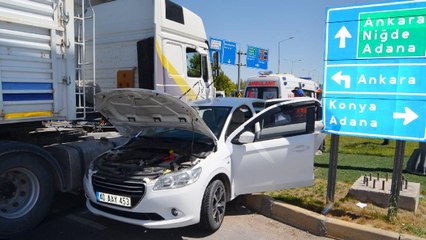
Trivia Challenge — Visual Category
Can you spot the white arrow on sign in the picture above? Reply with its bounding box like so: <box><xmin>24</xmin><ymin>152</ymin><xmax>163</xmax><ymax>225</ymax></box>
<box><xmin>331</xmin><ymin>71</ymin><xmax>351</xmax><ymax>89</ymax></box>
<box><xmin>334</xmin><ymin>26</ymin><xmax>352</xmax><ymax>48</ymax></box>
<box><xmin>393</xmin><ymin>107</ymin><xmax>418</xmax><ymax>125</ymax></box>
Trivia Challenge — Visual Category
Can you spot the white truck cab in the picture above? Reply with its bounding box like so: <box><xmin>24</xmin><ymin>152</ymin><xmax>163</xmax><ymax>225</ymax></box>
<box><xmin>86</xmin><ymin>0</ymin><xmax>213</xmax><ymax>101</ymax></box>
<box><xmin>244</xmin><ymin>72</ymin><xmax>319</xmax><ymax>100</ymax></box>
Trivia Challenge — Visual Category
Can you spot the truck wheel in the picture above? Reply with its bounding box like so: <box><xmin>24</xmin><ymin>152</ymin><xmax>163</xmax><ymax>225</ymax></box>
<box><xmin>0</xmin><ymin>152</ymin><xmax>54</xmax><ymax>238</ymax></box>
<box><xmin>198</xmin><ymin>179</ymin><xmax>226</xmax><ymax>232</ymax></box>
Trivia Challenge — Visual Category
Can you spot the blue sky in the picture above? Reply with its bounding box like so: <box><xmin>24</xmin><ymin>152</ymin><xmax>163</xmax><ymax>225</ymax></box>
<box><xmin>173</xmin><ymin>0</ymin><xmax>408</xmax><ymax>85</ymax></box>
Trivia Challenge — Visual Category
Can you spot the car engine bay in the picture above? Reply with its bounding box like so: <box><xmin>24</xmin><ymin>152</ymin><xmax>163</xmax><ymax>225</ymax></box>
<box><xmin>92</xmin><ymin>137</ymin><xmax>214</xmax><ymax>180</ymax></box>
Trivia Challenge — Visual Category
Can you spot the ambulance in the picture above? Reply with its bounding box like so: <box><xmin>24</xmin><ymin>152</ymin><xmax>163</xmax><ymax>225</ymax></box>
<box><xmin>244</xmin><ymin>72</ymin><xmax>319</xmax><ymax>100</ymax></box>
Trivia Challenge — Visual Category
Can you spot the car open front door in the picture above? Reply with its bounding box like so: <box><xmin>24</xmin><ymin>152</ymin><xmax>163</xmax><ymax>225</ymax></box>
<box><xmin>227</xmin><ymin>101</ymin><xmax>318</xmax><ymax>196</ymax></box>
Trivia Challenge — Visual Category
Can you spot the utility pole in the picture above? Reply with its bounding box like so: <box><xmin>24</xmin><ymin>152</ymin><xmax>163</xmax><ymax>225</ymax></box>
<box><xmin>236</xmin><ymin>49</ymin><xmax>246</xmax><ymax>94</ymax></box>
<box><xmin>277</xmin><ymin>37</ymin><xmax>294</xmax><ymax>73</ymax></box>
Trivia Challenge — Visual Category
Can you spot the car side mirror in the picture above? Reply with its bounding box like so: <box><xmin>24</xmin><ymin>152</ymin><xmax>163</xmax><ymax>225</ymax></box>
<box><xmin>237</xmin><ymin>131</ymin><xmax>255</xmax><ymax>144</ymax></box>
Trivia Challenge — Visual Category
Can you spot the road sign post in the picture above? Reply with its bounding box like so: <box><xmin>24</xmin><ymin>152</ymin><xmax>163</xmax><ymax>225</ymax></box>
<box><xmin>323</xmin><ymin>1</ymin><xmax>426</xmax><ymax>216</ymax></box>
<box><xmin>236</xmin><ymin>50</ymin><xmax>246</xmax><ymax>93</ymax></box>
<box><xmin>322</xmin><ymin>134</ymin><xmax>339</xmax><ymax>215</ymax></box>
<box><xmin>388</xmin><ymin>140</ymin><xmax>406</xmax><ymax>219</ymax></box>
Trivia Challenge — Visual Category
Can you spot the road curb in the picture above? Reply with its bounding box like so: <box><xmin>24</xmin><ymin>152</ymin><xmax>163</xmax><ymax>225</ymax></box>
<box><xmin>243</xmin><ymin>194</ymin><xmax>424</xmax><ymax>240</ymax></box>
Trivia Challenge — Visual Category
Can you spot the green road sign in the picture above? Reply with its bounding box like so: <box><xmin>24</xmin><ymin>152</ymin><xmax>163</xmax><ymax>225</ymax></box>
<box><xmin>358</xmin><ymin>7</ymin><xmax>426</xmax><ymax>58</ymax></box>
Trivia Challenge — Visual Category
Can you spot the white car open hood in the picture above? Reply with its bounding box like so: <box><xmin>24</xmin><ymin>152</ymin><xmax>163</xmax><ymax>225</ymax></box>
<box><xmin>96</xmin><ymin>89</ymin><xmax>217</xmax><ymax>144</ymax></box>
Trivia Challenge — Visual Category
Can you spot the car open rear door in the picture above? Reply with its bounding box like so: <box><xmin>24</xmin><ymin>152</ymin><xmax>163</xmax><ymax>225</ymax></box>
<box><xmin>227</xmin><ymin>100</ymin><xmax>318</xmax><ymax>196</ymax></box>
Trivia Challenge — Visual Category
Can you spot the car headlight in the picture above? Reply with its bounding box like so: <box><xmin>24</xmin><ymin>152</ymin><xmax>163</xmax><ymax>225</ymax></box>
<box><xmin>153</xmin><ymin>167</ymin><xmax>202</xmax><ymax>190</ymax></box>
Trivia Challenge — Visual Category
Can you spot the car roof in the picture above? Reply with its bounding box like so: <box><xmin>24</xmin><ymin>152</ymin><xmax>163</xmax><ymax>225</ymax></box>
<box><xmin>265</xmin><ymin>97</ymin><xmax>319</xmax><ymax>104</ymax></box>
<box><xmin>191</xmin><ymin>97</ymin><xmax>265</xmax><ymax>108</ymax></box>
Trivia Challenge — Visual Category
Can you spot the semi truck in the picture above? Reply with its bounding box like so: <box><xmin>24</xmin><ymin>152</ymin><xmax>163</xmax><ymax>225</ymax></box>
<box><xmin>0</xmin><ymin>0</ymin><xmax>214</xmax><ymax>237</ymax></box>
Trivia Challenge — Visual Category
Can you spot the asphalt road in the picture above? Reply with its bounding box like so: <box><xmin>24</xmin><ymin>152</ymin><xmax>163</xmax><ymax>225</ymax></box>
<box><xmin>11</xmin><ymin>193</ymin><xmax>330</xmax><ymax>240</ymax></box>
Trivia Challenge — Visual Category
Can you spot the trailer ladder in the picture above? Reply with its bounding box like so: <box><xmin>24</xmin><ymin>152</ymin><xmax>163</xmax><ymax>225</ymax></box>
<box><xmin>75</xmin><ymin>0</ymin><xmax>96</xmax><ymax>119</ymax></box>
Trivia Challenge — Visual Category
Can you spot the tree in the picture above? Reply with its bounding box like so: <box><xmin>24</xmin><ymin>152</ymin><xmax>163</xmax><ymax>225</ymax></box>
<box><xmin>239</xmin><ymin>80</ymin><xmax>247</xmax><ymax>92</ymax></box>
<box><xmin>187</xmin><ymin>52</ymin><xmax>201</xmax><ymax>77</ymax></box>
<box><xmin>213</xmin><ymin>70</ymin><xmax>236</xmax><ymax>96</ymax></box>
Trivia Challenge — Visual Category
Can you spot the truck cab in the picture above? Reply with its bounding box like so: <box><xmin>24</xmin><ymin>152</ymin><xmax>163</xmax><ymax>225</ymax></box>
<box><xmin>86</xmin><ymin>0</ymin><xmax>213</xmax><ymax>101</ymax></box>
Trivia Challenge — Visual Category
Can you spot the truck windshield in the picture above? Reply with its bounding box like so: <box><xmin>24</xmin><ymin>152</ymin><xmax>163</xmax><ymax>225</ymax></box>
<box><xmin>245</xmin><ymin>87</ymin><xmax>278</xmax><ymax>99</ymax></box>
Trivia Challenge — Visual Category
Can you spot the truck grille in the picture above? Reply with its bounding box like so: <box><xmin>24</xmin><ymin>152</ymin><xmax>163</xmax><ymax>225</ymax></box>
<box><xmin>92</xmin><ymin>174</ymin><xmax>146</xmax><ymax>208</ymax></box>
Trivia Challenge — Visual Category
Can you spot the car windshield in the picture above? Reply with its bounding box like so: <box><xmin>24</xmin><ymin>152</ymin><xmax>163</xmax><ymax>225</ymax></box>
<box><xmin>193</xmin><ymin>106</ymin><xmax>232</xmax><ymax>139</ymax></box>
<box><xmin>245</xmin><ymin>87</ymin><xmax>279</xmax><ymax>99</ymax></box>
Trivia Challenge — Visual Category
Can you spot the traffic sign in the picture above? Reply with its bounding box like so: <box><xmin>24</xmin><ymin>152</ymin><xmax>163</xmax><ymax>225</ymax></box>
<box><xmin>324</xmin><ymin>97</ymin><xmax>426</xmax><ymax>141</ymax></box>
<box><xmin>210</xmin><ymin>38</ymin><xmax>222</xmax><ymax>51</ymax></box>
<box><xmin>222</xmin><ymin>40</ymin><xmax>237</xmax><ymax>65</ymax></box>
<box><xmin>246</xmin><ymin>45</ymin><xmax>269</xmax><ymax>70</ymax></box>
<box><xmin>209</xmin><ymin>37</ymin><xmax>237</xmax><ymax>65</ymax></box>
<box><xmin>325</xmin><ymin>64</ymin><xmax>426</xmax><ymax>94</ymax></box>
<box><xmin>323</xmin><ymin>1</ymin><xmax>426</xmax><ymax>142</ymax></box>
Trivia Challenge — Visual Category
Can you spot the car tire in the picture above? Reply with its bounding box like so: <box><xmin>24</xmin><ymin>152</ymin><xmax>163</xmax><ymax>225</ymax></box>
<box><xmin>198</xmin><ymin>179</ymin><xmax>226</xmax><ymax>232</ymax></box>
<box><xmin>0</xmin><ymin>148</ymin><xmax>55</xmax><ymax>239</ymax></box>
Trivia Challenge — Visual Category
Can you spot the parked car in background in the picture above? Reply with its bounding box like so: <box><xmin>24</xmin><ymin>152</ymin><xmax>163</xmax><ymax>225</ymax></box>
<box><xmin>215</xmin><ymin>91</ymin><xmax>226</xmax><ymax>98</ymax></box>
<box><xmin>84</xmin><ymin>89</ymin><xmax>324</xmax><ymax>232</ymax></box>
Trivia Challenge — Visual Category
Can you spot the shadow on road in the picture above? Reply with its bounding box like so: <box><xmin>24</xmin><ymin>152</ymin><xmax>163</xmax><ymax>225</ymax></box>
<box><xmin>10</xmin><ymin>193</ymin><xmax>255</xmax><ymax>240</ymax></box>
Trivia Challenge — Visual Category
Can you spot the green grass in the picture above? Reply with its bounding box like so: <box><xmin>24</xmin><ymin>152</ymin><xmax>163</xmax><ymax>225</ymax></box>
<box><xmin>325</xmin><ymin>135</ymin><xmax>419</xmax><ymax>157</ymax></box>
<box><xmin>267</xmin><ymin>135</ymin><xmax>426</xmax><ymax>237</ymax></box>
<box><xmin>317</xmin><ymin>135</ymin><xmax>426</xmax><ymax>194</ymax></box>
<box><xmin>403</xmin><ymin>223</ymin><xmax>426</xmax><ymax>238</ymax></box>
<box><xmin>315</xmin><ymin>153</ymin><xmax>426</xmax><ymax>195</ymax></box>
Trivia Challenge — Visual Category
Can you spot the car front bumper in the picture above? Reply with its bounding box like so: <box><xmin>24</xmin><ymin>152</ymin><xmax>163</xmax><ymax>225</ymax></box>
<box><xmin>83</xmin><ymin>174</ymin><xmax>204</xmax><ymax>229</ymax></box>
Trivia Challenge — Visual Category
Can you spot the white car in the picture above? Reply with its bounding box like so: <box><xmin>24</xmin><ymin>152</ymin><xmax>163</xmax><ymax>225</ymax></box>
<box><xmin>83</xmin><ymin>89</ymin><xmax>324</xmax><ymax>232</ymax></box>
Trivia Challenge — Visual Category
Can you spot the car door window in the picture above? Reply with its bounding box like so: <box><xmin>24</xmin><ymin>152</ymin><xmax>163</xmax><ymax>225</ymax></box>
<box><xmin>259</xmin><ymin>105</ymin><xmax>310</xmax><ymax>140</ymax></box>
<box><xmin>225</xmin><ymin>105</ymin><xmax>253</xmax><ymax>139</ymax></box>
<box><xmin>233</xmin><ymin>103</ymin><xmax>317</xmax><ymax>142</ymax></box>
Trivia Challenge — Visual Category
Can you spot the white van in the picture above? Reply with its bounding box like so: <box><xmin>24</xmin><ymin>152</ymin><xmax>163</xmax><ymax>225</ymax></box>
<box><xmin>244</xmin><ymin>73</ymin><xmax>319</xmax><ymax>100</ymax></box>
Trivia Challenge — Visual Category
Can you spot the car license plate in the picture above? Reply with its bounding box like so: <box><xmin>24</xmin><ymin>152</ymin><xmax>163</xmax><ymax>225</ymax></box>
<box><xmin>96</xmin><ymin>192</ymin><xmax>131</xmax><ymax>207</ymax></box>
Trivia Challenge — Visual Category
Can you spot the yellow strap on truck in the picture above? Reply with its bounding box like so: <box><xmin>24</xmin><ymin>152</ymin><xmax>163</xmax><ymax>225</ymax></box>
<box><xmin>4</xmin><ymin>111</ymin><xmax>53</xmax><ymax>119</ymax></box>
<box><xmin>156</xmin><ymin>41</ymin><xmax>196</xmax><ymax>101</ymax></box>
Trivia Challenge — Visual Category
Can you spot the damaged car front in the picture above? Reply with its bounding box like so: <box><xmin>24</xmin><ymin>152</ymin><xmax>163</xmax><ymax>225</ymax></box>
<box><xmin>83</xmin><ymin>89</ymin><xmax>228</xmax><ymax>230</ymax></box>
